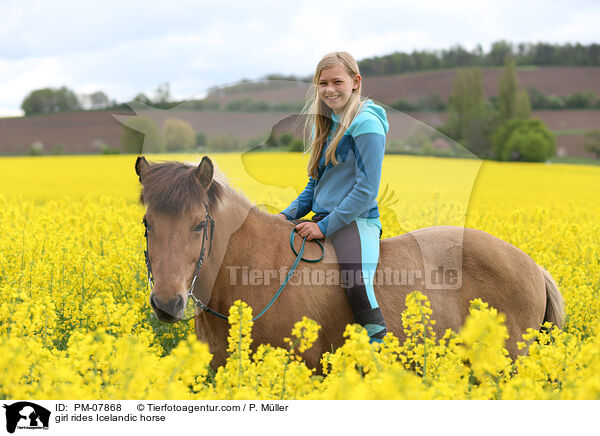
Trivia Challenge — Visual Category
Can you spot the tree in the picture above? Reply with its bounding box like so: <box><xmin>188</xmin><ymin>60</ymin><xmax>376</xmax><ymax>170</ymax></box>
<box><xmin>583</xmin><ymin>130</ymin><xmax>600</xmax><ymax>159</ymax></box>
<box><xmin>162</xmin><ymin>118</ymin><xmax>196</xmax><ymax>152</ymax></box>
<box><xmin>131</xmin><ymin>93</ymin><xmax>153</xmax><ymax>105</ymax></box>
<box><xmin>21</xmin><ymin>86</ymin><xmax>81</xmax><ymax>116</ymax></box>
<box><xmin>497</xmin><ymin>55</ymin><xmax>532</xmax><ymax>123</ymax></box>
<box><xmin>447</xmin><ymin>68</ymin><xmax>484</xmax><ymax>138</ymax></box>
<box><xmin>89</xmin><ymin>91</ymin><xmax>111</xmax><ymax>109</ymax></box>
<box><xmin>120</xmin><ymin>116</ymin><xmax>163</xmax><ymax>153</ymax></box>
<box><xmin>442</xmin><ymin>68</ymin><xmax>498</xmax><ymax>157</ymax></box>
<box><xmin>462</xmin><ymin>101</ymin><xmax>500</xmax><ymax>158</ymax></box>
<box><xmin>153</xmin><ymin>82</ymin><xmax>171</xmax><ymax>104</ymax></box>
<box><xmin>498</xmin><ymin>55</ymin><xmax>519</xmax><ymax>124</ymax></box>
<box><xmin>514</xmin><ymin>88</ymin><xmax>532</xmax><ymax>119</ymax></box>
<box><xmin>489</xmin><ymin>40</ymin><xmax>514</xmax><ymax>65</ymax></box>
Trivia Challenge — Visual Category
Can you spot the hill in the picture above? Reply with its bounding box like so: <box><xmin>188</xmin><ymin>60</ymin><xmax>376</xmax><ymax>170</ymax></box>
<box><xmin>205</xmin><ymin>66</ymin><xmax>600</xmax><ymax>105</ymax></box>
<box><xmin>1</xmin><ymin>66</ymin><xmax>599</xmax><ymax>158</ymax></box>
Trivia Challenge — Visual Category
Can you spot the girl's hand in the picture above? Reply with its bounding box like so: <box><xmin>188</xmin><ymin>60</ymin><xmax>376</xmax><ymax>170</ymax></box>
<box><xmin>295</xmin><ymin>222</ymin><xmax>325</xmax><ymax>240</ymax></box>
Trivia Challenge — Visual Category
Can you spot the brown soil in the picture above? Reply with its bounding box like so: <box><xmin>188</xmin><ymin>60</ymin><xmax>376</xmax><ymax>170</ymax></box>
<box><xmin>208</xmin><ymin>66</ymin><xmax>600</xmax><ymax>105</ymax></box>
<box><xmin>1</xmin><ymin>66</ymin><xmax>598</xmax><ymax>158</ymax></box>
<box><xmin>363</xmin><ymin>66</ymin><xmax>600</xmax><ymax>103</ymax></box>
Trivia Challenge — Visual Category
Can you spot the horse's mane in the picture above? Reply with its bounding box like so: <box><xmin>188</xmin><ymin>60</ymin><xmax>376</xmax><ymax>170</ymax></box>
<box><xmin>140</xmin><ymin>160</ymin><xmax>234</xmax><ymax>214</ymax></box>
<box><xmin>139</xmin><ymin>159</ymin><xmax>295</xmax><ymax>237</ymax></box>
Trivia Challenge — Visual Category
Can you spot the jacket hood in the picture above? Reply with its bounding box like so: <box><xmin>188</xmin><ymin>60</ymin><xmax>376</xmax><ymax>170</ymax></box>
<box><xmin>329</xmin><ymin>99</ymin><xmax>389</xmax><ymax>135</ymax></box>
<box><xmin>362</xmin><ymin>99</ymin><xmax>389</xmax><ymax>134</ymax></box>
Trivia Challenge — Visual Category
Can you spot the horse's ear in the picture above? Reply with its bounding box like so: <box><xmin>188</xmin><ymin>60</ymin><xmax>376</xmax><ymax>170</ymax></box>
<box><xmin>135</xmin><ymin>156</ymin><xmax>149</xmax><ymax>182</ymax></box>
<box><xmin>196</xmin><ymin>156</ymin><xmax>214</xmax><ymax>189</ymax></box>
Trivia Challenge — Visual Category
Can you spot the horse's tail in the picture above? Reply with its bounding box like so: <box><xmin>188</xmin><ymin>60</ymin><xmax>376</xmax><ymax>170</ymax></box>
<box><xmin>539</xmin><ymin>266</ymin><xmax>565</xmax><ymax>328</ymax></box>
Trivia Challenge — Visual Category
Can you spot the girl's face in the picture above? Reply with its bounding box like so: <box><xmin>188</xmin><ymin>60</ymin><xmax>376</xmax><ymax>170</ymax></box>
<box><xmin>318</xmin><ymin>64</ymin><xmax>361</xmax><ymax>116</ymax></box>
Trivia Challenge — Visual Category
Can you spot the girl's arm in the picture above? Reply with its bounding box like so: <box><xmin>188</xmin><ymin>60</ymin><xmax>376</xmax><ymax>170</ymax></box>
<box><xmin>279</xmin><ymin>177</ymin><xmax>316</xmax><ymax>220</ymax></box>
<box><xmin>316</xmin><ymin>117</ymin><xmax>386</xmax><ymax>236</ymax></box>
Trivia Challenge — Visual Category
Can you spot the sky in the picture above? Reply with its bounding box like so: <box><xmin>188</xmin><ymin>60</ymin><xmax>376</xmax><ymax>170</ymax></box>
<box><xmin>1</xmin><ymin>0</ymin><xmax>599</xmax><ymax>117</ymax></box>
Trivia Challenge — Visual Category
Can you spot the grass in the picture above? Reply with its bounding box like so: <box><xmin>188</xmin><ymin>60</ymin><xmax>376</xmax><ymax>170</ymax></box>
<box><xmin>553</xmin><ymin>129</ymin><xmax>592</xmax><ymax>136</ymax></box>
<box><xmin>549</xmin><ymin>156</ymin><xmax>600</xmax><ymax>165</ymax></box>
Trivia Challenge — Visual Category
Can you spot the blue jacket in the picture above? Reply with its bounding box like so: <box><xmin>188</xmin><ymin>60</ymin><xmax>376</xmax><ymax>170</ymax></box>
<box><xmin>280</xmin><ymin>99</ymin><xmax>389</xmax><ymax>237</ymax></box>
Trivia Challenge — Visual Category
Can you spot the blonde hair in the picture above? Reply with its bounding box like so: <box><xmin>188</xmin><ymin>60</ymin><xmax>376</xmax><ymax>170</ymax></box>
<box><xmin>298</xmin><ymin>52</ymin><xmax>367</xmax><ymax>180</ymax></box>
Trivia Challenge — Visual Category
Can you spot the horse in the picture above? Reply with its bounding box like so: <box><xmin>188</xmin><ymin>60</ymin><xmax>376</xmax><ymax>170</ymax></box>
<box><xmin>135</xmin><ymin>155</ymin><xmax>564</xmax><ymax>371</ymax></box>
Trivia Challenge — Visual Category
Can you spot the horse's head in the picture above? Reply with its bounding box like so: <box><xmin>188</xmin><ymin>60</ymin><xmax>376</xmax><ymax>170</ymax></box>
<box><xmin>135</xmin><ymin>155</ymin><xmax>223</xmax><ymax>323</ymax></box>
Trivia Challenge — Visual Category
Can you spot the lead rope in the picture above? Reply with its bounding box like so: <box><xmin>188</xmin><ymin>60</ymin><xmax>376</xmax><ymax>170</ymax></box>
<box><xmin>185</xmin><ymin>228</ymin><xmax>324</xmax><ymax>322</ymax></box>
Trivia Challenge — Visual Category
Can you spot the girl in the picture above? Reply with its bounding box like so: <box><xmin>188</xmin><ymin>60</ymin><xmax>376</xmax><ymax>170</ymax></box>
<box><xmin>276</xmin><ymin>51</ymin><xmax>389</xmax><ymax>343</ymax></box>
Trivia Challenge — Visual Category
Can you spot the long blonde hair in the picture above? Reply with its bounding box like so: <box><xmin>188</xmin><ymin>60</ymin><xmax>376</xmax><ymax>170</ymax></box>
<box><xmin>298</xmin><ymin>52</ymin><xmax>367</xmax><ymax>180</ymax></box>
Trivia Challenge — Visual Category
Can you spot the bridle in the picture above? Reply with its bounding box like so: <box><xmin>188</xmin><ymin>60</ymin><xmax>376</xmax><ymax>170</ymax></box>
<box><xmin>144</xmin><ymin>201</ymin><xmax>220</xmax><ymax>317</ymax></box>
<box><xmin>143</xmin><ymin>205</ymin><xmax>324</xmax><ymax>322</ymax></box>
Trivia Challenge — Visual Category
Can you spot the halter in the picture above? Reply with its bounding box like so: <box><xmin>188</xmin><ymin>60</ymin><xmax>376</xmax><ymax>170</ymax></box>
<box><xmin>143</xmin><ymin>206</ymin><xmax>324</xmax><ymax>322</ymax></box>
<box><xmin>144</xmin><ymin>201</ymin><xmax>216</xmax><ymax>313</ymax></box>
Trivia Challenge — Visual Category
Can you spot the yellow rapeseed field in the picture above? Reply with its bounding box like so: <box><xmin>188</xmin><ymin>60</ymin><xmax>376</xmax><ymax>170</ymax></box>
<box><xmin>0</xmin><ymin>153</ymin><xmax>599</xmax><ymax>399</ymax></box>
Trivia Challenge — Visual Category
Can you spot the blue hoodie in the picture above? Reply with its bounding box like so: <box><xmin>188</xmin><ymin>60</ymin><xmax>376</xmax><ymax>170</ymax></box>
<box><xmin>280</xmin><ymin>99</ymin><xmax>389</xmax><ymax>237</ymax></box>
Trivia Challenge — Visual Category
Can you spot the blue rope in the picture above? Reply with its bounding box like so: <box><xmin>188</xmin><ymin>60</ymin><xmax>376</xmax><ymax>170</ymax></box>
<box><xmin>195</xmin><ymin>228</ymin><xmax>324</xmax><ymax>321</ymax></box>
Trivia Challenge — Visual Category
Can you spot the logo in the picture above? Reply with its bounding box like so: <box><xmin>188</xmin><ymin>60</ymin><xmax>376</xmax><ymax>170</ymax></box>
<box><xmin>2</xmin><ymin>402</ymin><xmax>50</xmax><ymax>434</ymax></box>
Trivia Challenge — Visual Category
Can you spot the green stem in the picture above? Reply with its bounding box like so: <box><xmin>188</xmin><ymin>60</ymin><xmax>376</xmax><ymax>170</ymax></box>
<box><xmin>237</xmin><ymin>304</ymin><xmax>243</xmax><ymax>390</ymax></box>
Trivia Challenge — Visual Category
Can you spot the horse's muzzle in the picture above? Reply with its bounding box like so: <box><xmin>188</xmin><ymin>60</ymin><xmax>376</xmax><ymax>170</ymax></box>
<box><xmin>150</xmin><ymin>293</ymin><xmax>185</xmax><ymax>323</ymax></box>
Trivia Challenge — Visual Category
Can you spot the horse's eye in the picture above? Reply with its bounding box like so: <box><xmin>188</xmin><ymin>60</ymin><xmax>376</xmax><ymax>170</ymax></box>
<box><xmin>142</xmin><ymin>218</ymin><xmax>151</xmax><ymax>231</ymax></box>
<box><xmin>194</xmin><ymin>223</ymin><xmax>205</xmax><ymax>232</ymax></box>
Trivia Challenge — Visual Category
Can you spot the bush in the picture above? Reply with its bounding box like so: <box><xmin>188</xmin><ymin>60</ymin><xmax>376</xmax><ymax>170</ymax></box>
<box><xmin>120</xmin><ymin>117</ymin><xmax>163</xmax><ymax>153</ymax></box>
<box><xmin>206</xmin><ymin>133</ymin><xmax>242</xmax><ymax>152</ymax></box>
<box><xmin>418</xmin><ymin>94</ymin><xmax>446</xmax><ymax>111</ymax></box>
<box><xmin>527</xmin><ymin>87</ymin><xmax>598</xmax><ymax>110</ymax></box>
<box><xmin>390</xmin><ymin>99</ymin><xmax>418</xmax><ymax>111</ymax></box>
<box><xmin>271</xmin><ymin>101</ymin><xmax>305</xmax><ymax>112</ymax></box>
<box><xmin>279</xmin><ymin>133</ymin><xmax>293</xmax><ymax>146</ymax></box>
<box><xmin>493</xmin><ymin>118</ymin><xmax>520</xmax><ymax>158</ymax></box>
<box><xmin>226</xmin><ymin>97</ymin><xmax>269</xmax><ymax>112</ymax></box>
<box><xmin>52</xmin><ymin>144</ymin><xmax>64</xmax><ymax>155</ymax></box>
<box><xmin>163</xmin><ymin>118</ymin><xmax>196</xmax><ymax>152</ymax></box>
<box><xmin>545</xmin><ymin>95</ymin><xmax>565</xmax><ymax>110</ymax></box>
<box><xmin>564</xmin><ymin>91</ymin><xmax>596</xmax><ymax>109</ymax></box>
<box><xmin>244</xmin><ymin>137</ymin><xmax>264</xmax><ymax>149</ymax></box>
<box><xmin>191</xmin><ymin>99</ymin><xmax>220</xmax><ymax>110</ymax></box>
<box><xmin>583</xmin><ymin>130</ymin><xmax>600</xmax><ymax>159</ymax></box>
<box><xmin>196</xmin><ymin>132</ymin><xmax>207</xmax><ymax>146</ymax></box>
<box><xmin>100</xmin><ymin>146</ymin><xmax>121</xmax><ymax>154</ymax></box>
<box><xmin>288</xmin><ymin>138</ymin><xmax>304</xmax><ymax>152</ymax></box>
<box><xmin>502</xmin><ymin>130</ymin><xmax>550</xmax><ymax>161</ymax></box>
<box><xmin>28</xmin><ymin>141</ymin><xmax>44</xmax><ymax>156</ymax></box>
<box><xmin>494</xmin><ymin>118</ymin><xmax>555</xmax><ymax>162</ymax></box>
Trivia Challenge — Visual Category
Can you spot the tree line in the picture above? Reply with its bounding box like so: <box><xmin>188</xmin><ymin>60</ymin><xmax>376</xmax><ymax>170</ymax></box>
<box><xmin>21</xmin><ymin>85</ymin><xmax>600</xmax><ymax>117</ymax></box>
<box><xmin>19</xmin><ymin>83</ymin><xmax>306</xmax><ymax>116</ymax></box>
<box><xmin>358</xmin><ymin>41</ymin><xmax>600</xmax><ymax>76</ymax></box>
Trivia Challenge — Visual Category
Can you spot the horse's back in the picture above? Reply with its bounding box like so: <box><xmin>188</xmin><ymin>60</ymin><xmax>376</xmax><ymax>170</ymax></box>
<box><xmin>376</xmin><ymin>226</ymin><xmax>468</xmax><ymax>337</ymax></box>
<box><xmin>375</xmin><ymin>225</ymin><xmax>548</xmax><ymax>357</ymax></box>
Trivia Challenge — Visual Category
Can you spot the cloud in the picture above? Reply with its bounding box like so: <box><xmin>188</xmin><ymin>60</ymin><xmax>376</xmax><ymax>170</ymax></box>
<box><xmin>0</xmin><ymin>56</ymin><xmax>69</xmax><ymax>115</ymax></box>
<box><xmin>1</xmin><ymin>0</ymin><xmax>598</xmax><ymax>116</ymax></box>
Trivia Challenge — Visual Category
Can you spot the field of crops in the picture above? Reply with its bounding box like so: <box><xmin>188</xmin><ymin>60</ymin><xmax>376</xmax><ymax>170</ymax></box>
<box><xmin>0</xmin><ymin>153</ymin><xmax>599</xmax><ymax>399</ymax></box>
